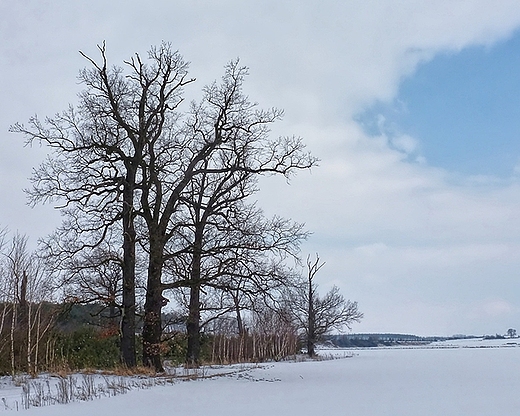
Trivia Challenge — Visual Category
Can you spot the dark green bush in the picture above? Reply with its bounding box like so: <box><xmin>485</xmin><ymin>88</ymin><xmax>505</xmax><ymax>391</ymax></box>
<box><xmin>55</xmin><ymin>327</ymin><xmax>120</xmax><ymax>370</ymax></box>
<box><xmin>162</xmin><ymin>332</ymin><xmax>188</xmax><ymax>364</ymax></box>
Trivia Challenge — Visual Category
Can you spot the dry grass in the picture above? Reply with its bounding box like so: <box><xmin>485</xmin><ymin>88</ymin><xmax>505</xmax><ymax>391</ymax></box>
<box><xmin>105</xmin><ymin>365</ymin><xmax>158</xmax><ymax>377</ymax></box>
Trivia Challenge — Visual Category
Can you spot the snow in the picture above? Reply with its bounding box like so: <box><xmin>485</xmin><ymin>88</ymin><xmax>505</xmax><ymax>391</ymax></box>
<box><xmin>2</xmin><ymin>338</ymin><xmax>519</xmax><ymax>415</ymax></box>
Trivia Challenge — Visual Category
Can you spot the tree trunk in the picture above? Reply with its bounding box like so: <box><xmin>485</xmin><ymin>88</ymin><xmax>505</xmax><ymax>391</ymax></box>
<box><xmin>307</xmin><ymin>281</ymin><xmax>316</xmax><ymax>357</ymax></box>
<box><xmin>0</xmin><ymin>303</ymin><xmax>8</xmax><ymax>346</ymax></box>
<box><xmin>233</xmin><ymin>293</ymin><xmax>245</xmax><ymax>336</ymax></box>
<box><xmin>142</xmin><ymin>234</ymin><xmax>165</xmax><ymax>372</ymax></box>
<box><xmin>186</xmin><ymin>284</ymin><xmax>201</xmax><ymax>366</ymax></box>
<box><xmin>120</xmin><ymin>179</ymin><xmax>137</xmax><ymax>368</ymax></box>
<box><xmin>186</xmin><ymin>232</ymin><xmax>202</xmax><ymax>366</ymax></box>
<box><xmin>34</xmin><ymin>306</ymin><xmax>41</xmax><ymax>374</ymax></box>
<box><xmin>26</xmin><ymin>301</ymin><xmax>32</xmax><ymax>375</ymax></box>
<box><xmin>10</xmin><ymin>302</ymin><xmax>17</xmax><ymax>376</ymax></box>
<box><xmin>19</xmin><ymin>271</ymin><xmax>28</xmax><ymax>328</ymax></box>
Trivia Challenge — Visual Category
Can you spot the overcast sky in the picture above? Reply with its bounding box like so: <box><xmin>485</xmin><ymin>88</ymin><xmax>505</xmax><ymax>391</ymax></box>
<box><xmin>2</xmin><ymin>0</ymin><xmax>520</xmax><ymax>336</ymax></box>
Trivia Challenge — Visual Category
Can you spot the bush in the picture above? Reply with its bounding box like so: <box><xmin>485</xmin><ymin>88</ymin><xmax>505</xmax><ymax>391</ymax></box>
<box><xmin>162</xmin><ymin>332</ymin><xmax>188</xmax><ymax>365</ymax></box>
<box><xmin>55</xmin><ymin>327</ymin><xmax>120</xmax><ymax>370</ymax></box>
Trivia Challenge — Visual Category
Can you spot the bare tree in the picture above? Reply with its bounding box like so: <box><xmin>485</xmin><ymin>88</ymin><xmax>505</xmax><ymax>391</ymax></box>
<box><xmin>12</xmin><ymin>42</ymin><xmax>193</xmax><ymax>367</ymax></box>
<box><xmin>288</xmin><ymin>254</ymin><xmax>363</xmax><ymax>357</ymax></box>
<box><xmin>165</xmin><ymin>202</ymin><xmax>307</xmax><ymax>365</ymax></box>
<box><xmin>0</xmin><ymin>233</ymin><xmax>57</xmax><ymax>375</ymax></box>
<box><xmin>14</xmin><ymin>44</ymin><xmax>315</xmax><ymax>371</ymax></box>
<box><xmin>40</xmin><ymin>223</ymin><xmax>124</xmax><ymax>310</ymax></box>
<box><xmin>140</xmin><ymin>60</ymin><xmax>315</xmax><ymax>369</ymax></box>
<box><xmin>20</xmin><ymin>247</ymin><xmax>56</xmax><ymax>375</ymax></box>
<box><xmin>201</xmin><ymin>293</ymin><xmax>299</xmax><ymax>364</ymax></box>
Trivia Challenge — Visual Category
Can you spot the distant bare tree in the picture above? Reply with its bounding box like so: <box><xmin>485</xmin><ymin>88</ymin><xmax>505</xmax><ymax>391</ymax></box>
<box><xmin>288</xmin><ymin>254</ymin><xmax>363</xmax><ymax>357</ymax></box>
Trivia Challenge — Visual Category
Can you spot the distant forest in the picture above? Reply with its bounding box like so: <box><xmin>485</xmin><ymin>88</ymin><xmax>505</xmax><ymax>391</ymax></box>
<box><xmin>327</xmin><ymin>333</ymin><xmax>475</xmax><ymax>348</ymax></box>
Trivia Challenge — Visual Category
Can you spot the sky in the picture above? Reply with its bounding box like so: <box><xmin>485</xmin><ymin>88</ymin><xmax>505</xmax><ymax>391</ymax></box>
<box><xmin>1</xmin><ymin>0</ymin><xmax>520</xmax><ymax>336</ymax></box>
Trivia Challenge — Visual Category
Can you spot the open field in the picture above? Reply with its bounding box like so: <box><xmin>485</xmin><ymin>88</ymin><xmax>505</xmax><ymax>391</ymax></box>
<box><xmin>1</xmin><ymin>338</ymin><xmax>519</xmax><ymax>415</ymax></box>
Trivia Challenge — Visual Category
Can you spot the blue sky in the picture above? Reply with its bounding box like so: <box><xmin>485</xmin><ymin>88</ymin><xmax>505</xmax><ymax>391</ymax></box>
<box><xmin>358</xmin><ymin>29</ymin><xmax>520</xmax><ymax>178</ymax></box>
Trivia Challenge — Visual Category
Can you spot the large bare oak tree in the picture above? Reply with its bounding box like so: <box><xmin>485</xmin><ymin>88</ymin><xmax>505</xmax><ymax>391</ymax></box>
<box><xmin>14</xmin><ymin>44</ymin><xmax>316</xmax><ymax>371</ymax></box>
<box><xmin>12</xmin><ymin>42</ymin><xmax>193</xmax><ymax>367</ymax></box>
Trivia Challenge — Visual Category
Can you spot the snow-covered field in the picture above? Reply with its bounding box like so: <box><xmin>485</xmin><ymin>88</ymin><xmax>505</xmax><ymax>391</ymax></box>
<box><xmin>2</xmin><ymin>338</ymin><xmax>519</xmax><ymax>415</ymax></box>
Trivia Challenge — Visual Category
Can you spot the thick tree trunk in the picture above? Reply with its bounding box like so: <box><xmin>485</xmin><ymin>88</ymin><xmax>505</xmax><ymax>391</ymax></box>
<box><xmin>233</xmin><ymin>293</ymin><xmax>244</xmax><ymax>336</ymax></box>
<box><xmin>121</xmin><ymin>180</ymin><xmax>136</xmax><ymax>368</ymax></box>
<box><xmin>186</xmin><ymin>284</ymin><xmax>201</xmax><ymax>366</ymax></box>
<box><xmin>142</xmin><ymin>235</ymin><xmax>165</xmax><ymax>372</ymax></box>
<box><xmin>186</xmin><ymin>231</ymin><xmax>202</xmax><ymax>366</ymax></box>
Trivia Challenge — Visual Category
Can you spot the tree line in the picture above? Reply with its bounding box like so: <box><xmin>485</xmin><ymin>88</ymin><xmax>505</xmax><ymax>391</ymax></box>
<box><xmin>8</xmin><ymin>42</ymin><xmax>362</xmax><ymax>372</ymax></box>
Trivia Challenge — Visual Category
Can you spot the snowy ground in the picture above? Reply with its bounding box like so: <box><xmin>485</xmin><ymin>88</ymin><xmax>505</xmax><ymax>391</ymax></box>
<box><xmin>1</xmin><ymin>338</ymin><xmax>519</xmax><ymax>415</ymax></box>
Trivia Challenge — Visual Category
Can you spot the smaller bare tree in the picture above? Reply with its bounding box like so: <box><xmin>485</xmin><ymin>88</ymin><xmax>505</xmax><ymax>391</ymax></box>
<box><xmin>288</xmin><ymin>254</ymin><xmax>363</xmax><ymax>357</ymax></box>
<box><xmin>0</xmin><ymin>233</ymin><xmax>58</xmax><ymax>375</ymax></box>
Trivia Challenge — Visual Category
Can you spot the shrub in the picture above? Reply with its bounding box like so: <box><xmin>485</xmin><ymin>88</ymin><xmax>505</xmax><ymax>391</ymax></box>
<box><xmin>55</xmin><ymin>327</ymin><xmax>120</xmax><ymax>370</ymax></box>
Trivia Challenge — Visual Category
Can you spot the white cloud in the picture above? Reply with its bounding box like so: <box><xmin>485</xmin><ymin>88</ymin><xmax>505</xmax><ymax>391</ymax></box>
<box><xmin>390</xmin><ymin>134</ymin><xmax>420</xmax><ymax>156</ymax></box>
<box><xmin>480</xmin><ymin>299</ymin><xmax>516</xmax><ymax>318</ymax></box>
